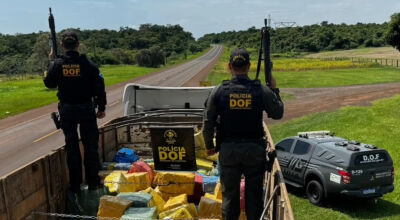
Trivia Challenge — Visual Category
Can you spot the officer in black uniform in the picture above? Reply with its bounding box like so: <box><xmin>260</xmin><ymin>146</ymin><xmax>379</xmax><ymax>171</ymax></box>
<box><xmin>44</xmin><ymin>32</ymin><xmax>107</xmax><ymax>193</ymax></box>
<box><xmin>203</xmin><ymin>48</ymin><xmax>283</xmax><ymax>220</ymax></box>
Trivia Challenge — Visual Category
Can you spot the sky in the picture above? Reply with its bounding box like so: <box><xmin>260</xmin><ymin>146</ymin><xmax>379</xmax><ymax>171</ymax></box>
<box><xmin>0</xmin><ymin>0</ymin><xmax>399</xmax><ymax>39</ymax></box>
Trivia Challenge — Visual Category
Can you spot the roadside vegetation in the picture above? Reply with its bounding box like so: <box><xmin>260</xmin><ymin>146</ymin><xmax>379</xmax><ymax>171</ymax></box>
<box><xmin>207</xmin><ymin>47</ymin><xmax>400</xmax><ymax>88</ymax></box>
<box><xmin>269</xmin><ymin>95</ymin><xmax>400</xmax><ymax>220</ymax></box>
<box><xmin>0</xmin><ymin>49</ymin><xmax>209</xmax><ymax>119</ymax></box>
<box><xmin>0</xmin><ymin>24</ymin><xmax>208</xmax><ymax>78</ymax></box>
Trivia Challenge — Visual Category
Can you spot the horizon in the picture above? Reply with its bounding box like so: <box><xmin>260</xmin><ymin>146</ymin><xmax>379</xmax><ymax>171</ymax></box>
<box><xmin>0</xmin><ymin>0</ymin><xmax>398</xmax><ymax>38</ymax></box>
<box><xmin>0</xmin><ymin>19</ymin><xmax>391</xmax><ymax>38</ymax></box>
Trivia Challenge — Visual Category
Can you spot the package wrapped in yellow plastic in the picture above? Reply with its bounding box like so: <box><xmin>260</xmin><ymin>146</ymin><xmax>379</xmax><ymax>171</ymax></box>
<box><xmin>196</xmin><ymin>158</ymin><xmax>214</xmax><ymax>171</ymax></box>
<box><xmin>123</xmin><ymin>172</ymin><xmax>150</xmax><ymax>192</ymax></box>
<box><xmin>97</xmin><ymin>195</ymin><xmax>133</xmax><ymax>218</ymax></box>
<box><xmin>104</xmin><ymin>171</ymin><xmax>150</xmax><ymax>193</ymax></box>
<box><xmin>207</xmin><ymin>152</ymin><xmax>219</xmax><ymax>162</ymax></box>
<box><xmin>104</xmin><ymin>171</ymin><xmax>127</xmax><ymax>193</ymax></box>
<box><xmin>194</xmin><ymin>131</ymin><xmax>208</xmax><ymax>159</ymax></box>
<box><xmin>159</xmin><ymin>203</ymin><xmax>198</xmax><ymax>219</ymax></box>
<box><xmin>141</xmin><ymin>187</ymin><xmax>165</xmax><ymax>214</ymax></box>
<box><xmin>198</xmin><ymin>195</ymin><xmax>222</xmax><ymax>219</ymax></box>
<box><xmin>154</xmin><ymin>186</ymin><xmax>181</xmax><ymax>201</ymax></box>
<box><xmin>153</xmin><ymin>172</ymin><xmax>195</xmax><ymax>195</ymax></box>
<box><xmin>214</xmin><ymin>181</ymin><xmax>222</xmax><ymax>200</ymax></box>
<box><xmin>163</xmin><ymin>194</ymin><xmax>188</xmax><ymax>211</ymax></box>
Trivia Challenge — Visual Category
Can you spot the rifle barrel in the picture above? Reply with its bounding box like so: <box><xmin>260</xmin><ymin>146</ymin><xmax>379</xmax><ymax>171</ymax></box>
<box><xmin>49</xmin><ymin>8</ymin><xmax>58</xmax><ymax>58</ymax></box>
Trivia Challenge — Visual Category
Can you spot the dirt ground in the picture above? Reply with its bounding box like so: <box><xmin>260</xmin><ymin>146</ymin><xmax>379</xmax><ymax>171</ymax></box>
<box><xmin>265</xmin><ymin>82</ymin><xmax>400</xmax><ymax>125</ymax></box>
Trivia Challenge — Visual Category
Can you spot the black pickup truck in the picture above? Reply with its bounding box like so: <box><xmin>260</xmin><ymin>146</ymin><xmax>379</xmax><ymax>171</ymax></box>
<box><xmin>275</xmin><ymin>131</ymin><xmax>394</xmax><ymax>205</ymax></box>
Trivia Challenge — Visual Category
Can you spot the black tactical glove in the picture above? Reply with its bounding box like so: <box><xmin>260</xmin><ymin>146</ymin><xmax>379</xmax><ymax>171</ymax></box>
<box><xmin>266</xmin><ymin>149</ymin><xmax>277</xmax><ymax>172</ymax></box>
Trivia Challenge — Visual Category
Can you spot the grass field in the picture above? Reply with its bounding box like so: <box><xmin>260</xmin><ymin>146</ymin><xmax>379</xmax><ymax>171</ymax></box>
<box><xmin>0</xmin><ymin>49</ymin><xmax>209</xmax><ymax>119</ymax></box>
<box><xmin>207</xmin><ymin>47</ymin><xmax>400</xmax><ymax>88</ymax></box>
<box><xmin>269</xmin><ymin>95</ymin><xmax>400</xmax><ymax>220</ymax></box>
<box><xmin>306</xmin><ymin>47</ymin><xmax>400</xmax><ymax>59</ymax></box>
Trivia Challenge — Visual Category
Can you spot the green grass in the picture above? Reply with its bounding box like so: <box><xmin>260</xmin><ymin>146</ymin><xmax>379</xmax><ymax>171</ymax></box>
<box><xmin>269</xmin><ymin>95</ymin><xmax>400</xmax><ymax>220</ymax></box>
<box><xmin>274</xmin><ymin>67</ymin><xmax>400</xmax><ymax>88</ymax></box>
<box><xmin>0</xmin><ymin>49</ymin><xmax>210</xmax><ymax>119</ymax></box>
<box><xmin>207</xmin><ymin>47</ymin><xmax>400</xmax><ymax>88</ymax></box>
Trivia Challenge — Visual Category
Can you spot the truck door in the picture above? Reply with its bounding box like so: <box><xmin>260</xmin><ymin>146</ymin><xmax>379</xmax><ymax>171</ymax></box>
<box><xmin>287</xmin><ymin>140</ymin><xmax>312</xmax><ymax>184</ymax></box>
<box><xmin>276</xmin><ymin>138</ymin><xmax>295</xmax><ymax>178</ymax></box>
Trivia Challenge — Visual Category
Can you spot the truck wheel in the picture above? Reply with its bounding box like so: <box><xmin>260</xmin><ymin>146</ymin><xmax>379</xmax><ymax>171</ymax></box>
<box><xmin>306</xmin><ymin>180</ymin><xmax>325</xmax><ymax>206</ymax></box>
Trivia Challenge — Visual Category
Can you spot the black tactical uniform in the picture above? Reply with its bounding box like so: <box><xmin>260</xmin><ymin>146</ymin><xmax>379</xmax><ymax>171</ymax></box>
<box><xmin>44</xmin><ymin>32</ymin><xmax>107</xmax><ymax>193</ymax></box>
<box><xmin>203</xmin><ymin>48</ymin><xmax>283</xmax><ymax>220</ymax></box>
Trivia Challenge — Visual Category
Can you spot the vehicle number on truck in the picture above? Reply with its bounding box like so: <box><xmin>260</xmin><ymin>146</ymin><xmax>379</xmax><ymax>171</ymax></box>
<box><xmin>360</xmin><ymin>154</ymin><xmax>384</xmax><ymax>164</ymax></box>
<box><xmin>363</xmin><ymin>188</ymin><xmax>375</xmax><ymax>194</ymax></box>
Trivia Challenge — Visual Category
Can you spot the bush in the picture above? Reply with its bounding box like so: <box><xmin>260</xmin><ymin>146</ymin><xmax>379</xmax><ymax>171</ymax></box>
<box><xmin>0</xmin><ymin>55</ymin><xmax>26</xmax><ymax>75</ymax></box>
<box><xmin>136</xmin><ymin>46</ymin><xmax>165</xmax><ymax>67</ymax></box>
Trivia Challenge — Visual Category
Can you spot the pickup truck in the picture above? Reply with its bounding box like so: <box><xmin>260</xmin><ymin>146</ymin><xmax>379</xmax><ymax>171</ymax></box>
<box><xmin>275</xmin><ymin>131</ymin><xmax>394</xmax><ymax>205</ymax></box>
<box><xmin>0</xmin><ymin>84</ymin><xmax>294</xmax><ymax>220</ymax></box>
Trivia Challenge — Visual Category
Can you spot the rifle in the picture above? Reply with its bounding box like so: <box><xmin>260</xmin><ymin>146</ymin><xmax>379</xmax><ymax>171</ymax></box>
<box><xmin>48</xmin><ymin>8</ymin><xmax>61</xmax><ymax>129</ymax></box>
<box><xmin>255</xmin><ymin>18</ymin><xmax>272</xmax><ymax>87</ymax></box>
<box><xmin>48</xmin><ymin>8</ymin><xmax>58</xmax><ymax>59</ymax></box>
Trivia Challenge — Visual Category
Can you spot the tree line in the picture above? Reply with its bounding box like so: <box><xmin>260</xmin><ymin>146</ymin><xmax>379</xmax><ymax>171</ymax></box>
<box><xmin>198</xmin><ymin>21</ymin><xmax>397</xmax><ymax>54</ymax></box>
<box><xmin>0</xmin><ymin>24</ymin><xmax>208</xmax><ymax>76</ymax></box>
<box><xmin>1</xmin><ymin>16</ymin><xmax>400</xmax><ymax>76</ymax></box>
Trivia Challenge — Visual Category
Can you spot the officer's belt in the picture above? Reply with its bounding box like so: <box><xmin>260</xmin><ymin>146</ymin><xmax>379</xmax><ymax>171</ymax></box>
<box><xmin>222</xmin><ymin>137</ymin><xmax>265</xmax><ymax>143</ymax></box>
<box><xmin>60</xmin><ymin>100</ymin><xmax>94</xmax><ymax>105</ymax></box>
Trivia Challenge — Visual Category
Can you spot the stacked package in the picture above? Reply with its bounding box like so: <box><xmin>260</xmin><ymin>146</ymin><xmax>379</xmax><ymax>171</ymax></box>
<box><xmin>121</xmin><ymin>207</ymin><xmax>157</xmax><ymax>220</ymax></box>
<box><xmin>97</xmin><ymin>195</ymin><xmax>133</xmax><ymax>218</ymax></box>
<box><xmin>104</xmin><ymin>171</ymin><xmax>150</xmax><ymax>193</ymax></box>
<box><xmin>97</xmin><ymin>129</ymin><xmax>232</xmax><ymax>219</ymax></box>
<box><xmin>153</xmin><ymin>172</ymin><xmax>195</xmax><ymax>195</ymax></box>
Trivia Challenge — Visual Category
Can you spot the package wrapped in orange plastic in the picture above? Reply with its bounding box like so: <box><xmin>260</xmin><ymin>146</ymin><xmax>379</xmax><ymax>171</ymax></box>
<box><xmin>97</xmin><ymin>195</ymin><xmax>133</xmax><ymax>218</ymax></box>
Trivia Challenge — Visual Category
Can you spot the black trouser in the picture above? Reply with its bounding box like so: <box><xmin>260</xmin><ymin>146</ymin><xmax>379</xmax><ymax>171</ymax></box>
<box><xmin>219</xmin><ymin>139</ymin><xmax>267</xmax><ymax>220</ymax></box>
<box><xmin>59</xmin><ymin>103</ymin><xmax>101</xmax><ymax>193</ymax></box>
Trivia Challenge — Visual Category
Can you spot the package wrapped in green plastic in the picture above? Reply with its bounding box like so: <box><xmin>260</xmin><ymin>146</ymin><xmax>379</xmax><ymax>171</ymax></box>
<box><xmin>97</xmin><ymin>195</ymin><xmax>133</xmax><ymax>218</ymax></box>
<box><xmin>121</xmin><ymin>207</ymin><xmax>157</xmax><ymax>220</ymax></box>
<box><xmin>198</xmin><ymin>196</ymin><xmax>222</xmax><ymax>219</ymax></box>
<box><xmin>117</xmin><ymin>192</ymin><xmax>154</xmax><ymax>207</ymax></box>
<box><xmin>159</xmin><ymin>203</ymin><xmax>198</xmax><ymax>219</ymax></box>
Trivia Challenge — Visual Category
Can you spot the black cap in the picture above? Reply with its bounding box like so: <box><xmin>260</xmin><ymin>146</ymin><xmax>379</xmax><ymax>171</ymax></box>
<box><xmin>229</xmin><ymin>48</ymin><xmax>250</xmax><ymax>67</ymax></box>
<box><xmin>61</xmin><ymin>31</ymin><xmax>79</xmax><ymax>47</ymax></box>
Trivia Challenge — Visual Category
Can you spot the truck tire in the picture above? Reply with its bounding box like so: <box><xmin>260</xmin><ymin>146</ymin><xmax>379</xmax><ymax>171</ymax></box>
<box><xmin>306</xmin><ymin>180</ymin><xmax>325</xmax><ymax>206</ymax></box>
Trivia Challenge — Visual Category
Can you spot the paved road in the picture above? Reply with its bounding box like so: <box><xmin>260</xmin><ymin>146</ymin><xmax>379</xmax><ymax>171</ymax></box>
<box><xmin>0</xmin><ymin>45</ymin><xmax>223</xmax><ymax>177</ymax></box>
